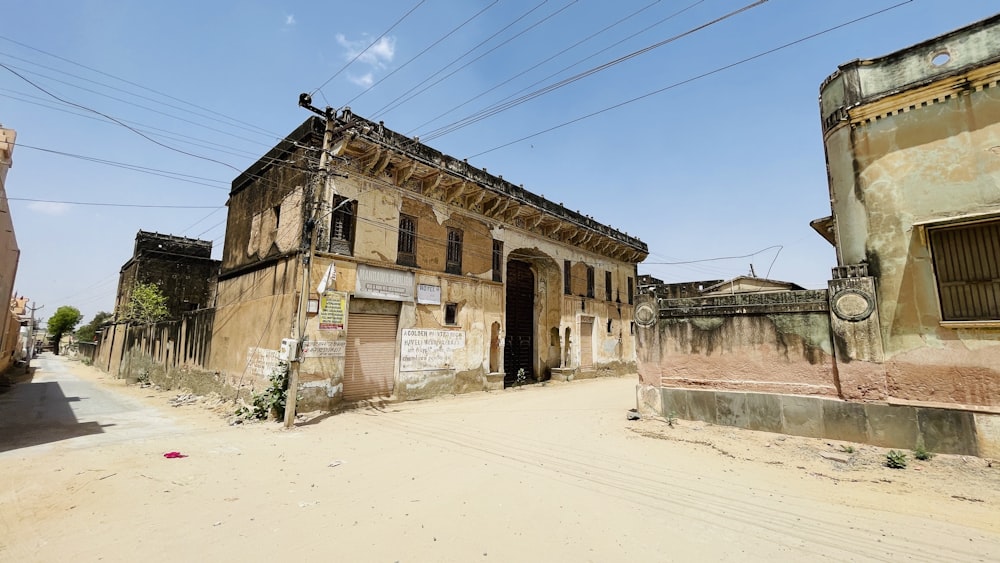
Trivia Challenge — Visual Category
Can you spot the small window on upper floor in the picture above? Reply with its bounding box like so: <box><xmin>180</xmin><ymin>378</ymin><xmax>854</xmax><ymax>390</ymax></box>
<box><xmin>492</xmin><ymin>240</ymin><xmax>503</xmax><ymax>283</ymax></box>
<box><xmin>564</xmin><ymin>260</ymin><xmax>572</xmax><ymax>295</ymax></box>
<box><xmin>445</xmin><ymin>303</ymin><xmax>458</xmax><ymax>325</ymax></box>
<box><xmin>586</xmin><ymin>266</ymin><xmax>595</xmax><ymax>298</ymax></box>
<box><xmin>329</xmin><ymin>196</ymin><xmax>356</xmax><ymax>256</ymax></box>
<box><xmin>627</xmin><ymin>277</ymin><xmax>634</xmax><ymax>305</ymax></box>
<box><xmin>397</xmin><ymin>214</ymin><xmax>417</xmax><ymax>267</ymax></box>
<box><xmin>446</xmin><ymin>228</ymin><xmax>463</xmax><ymax>275</ymax></box>
<box><xmin>605</xmin><ymin>271</ymin><xmax>613</xmax><ymax>301</ymax></box>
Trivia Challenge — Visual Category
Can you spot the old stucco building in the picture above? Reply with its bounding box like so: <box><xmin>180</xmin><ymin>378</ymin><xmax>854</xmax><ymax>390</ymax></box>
<box><xmin>212</xmin><ymin>109</ymin><xmax>647</xmax><ymax>411</ymax></box>
<box><xmin>114</xmin><ymin>231</ymin><xmax>220</xmax><ymax>321</ymax></box>
<box><xmin>636</xmin><ymin>15</ymin><xmax>1000</xmax><ymax>457</ymax></box>
<box><xmin>0</xmin><ymin>125</ymin><xmax>20</xmax><ymax>374</ymax></box>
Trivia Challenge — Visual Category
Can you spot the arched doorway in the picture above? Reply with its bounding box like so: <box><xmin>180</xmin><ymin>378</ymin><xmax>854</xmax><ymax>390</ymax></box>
<box><xmin>504</xmin><ymin>260</ymin><xmax>534</xmax><ymax>386</ymax></box>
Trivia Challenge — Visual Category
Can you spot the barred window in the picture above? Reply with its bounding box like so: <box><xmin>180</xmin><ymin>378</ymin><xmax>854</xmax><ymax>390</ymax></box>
<box><xmin>929</xmin><ymin>219</ymin><xmax>1000</xmax><ymax>321</ymax></box>
<box><xmin>329</xmin><ymin>196</ymin><xmax>356</xmax><ymax>255</ymax></box>
<box><xmin>605</xmin><ymin>271</ymin><xmax>612</xmax><ymax>301</ymax></box>
<box><xmin>397</xmin><ymin>214</ymin><xmax>416</xmax><ymax>267</ymax></box>
<box><xmin>586</xmin><ymin>266</ymin><xmax>595</xmax><ymax>298</ymax></box>
<box><xmin>446</xmin><ymin>228</ymin><xmax>463</xmax><ymax>275</ymax></box>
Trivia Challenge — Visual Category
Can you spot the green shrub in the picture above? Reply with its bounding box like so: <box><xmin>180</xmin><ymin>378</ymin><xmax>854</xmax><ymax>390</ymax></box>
<box><xmin>885</xmin><ymin>450</ymin><xmax>908</xmax><ymax>469</ymax></box>
<box><xmin>913</xmin><ymin>445</ymin><xmax>934</xmax><ymax>461</ymax></box>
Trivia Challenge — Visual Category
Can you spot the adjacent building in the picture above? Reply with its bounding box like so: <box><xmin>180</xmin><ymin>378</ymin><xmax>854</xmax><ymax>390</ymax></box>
<box><xmin>0</xmin><ymin>125</ymin><xmax>19</xmax><ymax>374</ymax></box>
<box><xmin>114</xmin><ymin>231</ymin><xmax>219</xmax><ymax>321</ymax></box>
<box><xmin>636</xmin><ymin>15</ymin><xmax>1000</xmax><ymax>457</ymax></box>
<box><xmin>212</xmin><ymin>109</ymin><xmax>648</xmax><ymax>411</ymax></box>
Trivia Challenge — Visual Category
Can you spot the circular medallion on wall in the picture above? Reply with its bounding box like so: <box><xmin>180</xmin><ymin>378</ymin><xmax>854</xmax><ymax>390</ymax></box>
<box><xmin>831</xmin><ymin>288</ymin><xmax>875</xmax><ymax>322</ymax></box>
<box><xmin>634</xmin><ymin>301</ymin><xmax>657</xmax><ymax>327</ymax></box>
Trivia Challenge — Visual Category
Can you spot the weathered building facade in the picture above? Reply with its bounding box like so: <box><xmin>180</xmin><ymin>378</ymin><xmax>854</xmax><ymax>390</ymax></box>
<box><xmin>114</xmin><ymin>231</ymin><xmax>220</xmax><ymax>321</ymax></box>
<box><xmin>212</xmin><ymin>110</ymin><xmax>647</xmax><ymax>411</ymax></box>
<box><xmin>817</xmin><ymin>14</ymin><xmax>1000</xmax><ymax>410</ymax></box>
<box><xmin>636</xmin><ymin>15</ymin><xmax>1000</xmax><ymax>457</ymax></box>
<box><xmin>0</xmin><ymin>125</ymin><xmax>19</xmax><ymax>374</ymax></box>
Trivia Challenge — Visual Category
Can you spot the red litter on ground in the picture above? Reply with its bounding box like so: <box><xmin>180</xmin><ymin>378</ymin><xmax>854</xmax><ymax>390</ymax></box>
<box><xmin>163</xmin><ymin>452</ymin><xmax>188</xmax><ymax>459</ymax></box>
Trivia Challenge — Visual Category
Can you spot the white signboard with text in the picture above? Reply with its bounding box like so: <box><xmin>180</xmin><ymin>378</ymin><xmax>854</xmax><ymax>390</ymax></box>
<box><xmin>400</xmin><ymin>329</ymin><xmax>466</xmax><ymax>371</ymax></box>
<box><xmin>301</xmin><ymin>339</ymin><xmax>347</xmax><ymax>358</ymax></box>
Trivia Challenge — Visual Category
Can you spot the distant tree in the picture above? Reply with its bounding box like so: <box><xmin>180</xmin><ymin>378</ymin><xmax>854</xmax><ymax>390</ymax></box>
<box><xmin>47</xmin><ymin>306</ymin><xmax>83</xmax><ymax>354</ymax></box>
<box><xmin>126</xmin><ymin>282</ymin><xmax>169</xmax><ymax>324</ymax></box>
<box><xmin>76</xmin><ymin>311</ymin><xmax>113</xmax><ymax>342</ymax></box>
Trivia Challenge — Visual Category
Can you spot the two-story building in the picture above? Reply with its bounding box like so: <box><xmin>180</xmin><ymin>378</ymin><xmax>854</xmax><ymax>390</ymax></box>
<box><xmin>211</xmin><ymin>109</ymin><xmax>648</xmax><ymax>411</ymax></box>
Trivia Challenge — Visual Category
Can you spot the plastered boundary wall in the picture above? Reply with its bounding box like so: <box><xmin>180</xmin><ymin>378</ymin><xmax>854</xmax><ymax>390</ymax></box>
<box><xmin>95</xmin><ymin>310</ymin><xmax>230</xmax><ymax>398</ymax></box>
<box><xmin>636</xmin><ymin>384</ymin><xmax>999</xmax><ymax>458</ymax></box>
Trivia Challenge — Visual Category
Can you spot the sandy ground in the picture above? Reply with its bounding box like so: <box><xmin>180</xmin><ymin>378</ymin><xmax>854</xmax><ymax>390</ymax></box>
<box><xmin>1</xmin><ymin>356</ymin><xmax>999</xmax><ymax>562</ymax></box>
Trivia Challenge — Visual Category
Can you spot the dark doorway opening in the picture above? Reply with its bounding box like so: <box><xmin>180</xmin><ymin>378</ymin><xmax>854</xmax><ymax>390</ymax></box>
<box><xmin>504</xmin><ymin>260</ymin><xmax>534</xmax><ymax>386</ymax></box>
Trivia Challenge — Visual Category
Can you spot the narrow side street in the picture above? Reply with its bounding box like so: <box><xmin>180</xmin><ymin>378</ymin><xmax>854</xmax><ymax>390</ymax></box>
<box><xmin>1</xmin><ymin>356</ymin><xmax>998</xmax><ymax>562</ymax></box>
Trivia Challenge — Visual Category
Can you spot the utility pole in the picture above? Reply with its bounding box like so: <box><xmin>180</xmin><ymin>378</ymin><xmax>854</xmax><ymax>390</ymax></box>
<box><xmin>285</xmin><ymin>94</ymin><xmax>336</xmax><ymax>428</ymax></box>
<box><xmin>25</xmin><ymin>302</ymin><xmax>42</xmax><ymax>371</ymax></box>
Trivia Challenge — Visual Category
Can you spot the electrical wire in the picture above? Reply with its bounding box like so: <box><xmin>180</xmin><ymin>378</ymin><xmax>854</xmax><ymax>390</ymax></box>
<box><xmin>310</xmin><ymin>0</ymin><xmax>427</xmax><ymax>97</ymax></box>
<box><xmin>369</xmin><ymin>0</ymin><xmax>554</xmax><ymax>120</ymax></box>
<box><xmin>1</xmin><ymin>62</ymin><xmax>243</xmax><ymax>172</ymax></box>
<box><xmin>7</xmin><ymin>197</ymin><xmax>222</xmax><ymax>209</ymax></box>
<box><xmin>421</xmin><ymin>0</ymin><xmax>765</xmax><ymax>143</ymax></box>
<box><xmin>466</xmin><ymin>0</ymin><xmax>914</xmax><ymax>158</ymax></box>
<box><xmin>375</xmin><ymin>0</ymin><xmax>582</xmax><ymax>121</ymax></box>
<box><xmin>343</xmin><ymin>1</ymin><xmax>501</xmax><ymax>108</ymax></box>
<box><xmin>16</xmin><ymin>143</ymin><xmax>230</xmax><ymax>189</ymax></box>
<box><xmin>406</xmin><ymin>0</ymin><xmax>674</xmax><ymax>136</ymax></box>
<box><xmin>0</xmin><ymin>34</ymin><xmax>283</xmax><ymax>139</ymax></box>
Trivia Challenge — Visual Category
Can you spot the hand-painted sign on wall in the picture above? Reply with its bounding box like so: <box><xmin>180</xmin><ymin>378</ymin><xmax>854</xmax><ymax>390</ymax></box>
<box><xmin>301</xmin><ymin>339</ymin><xmax>347</xmax><ymax>358</ymax></box>
<box><xmin>400</xmin><ymin>329</ymin><xmax>465</xmax><ymax>371</ymax></box>
<box><xmin>247</xmin><ymin>347</ymin><xmax>280</xmax><ymax>377</ymax></box>
<box><xmin>417</xmin><ymin>284</ymin><xmax>441</xmax><ymax>305</ymax></box>
<box><xmin>356</xmin><ymin>264</ymin><xmax>414</xmax><ymax>301</ymax></box>
<box><xmin>319</xmin><ymin>291</ymin><xmax>347</xmax><ymax>331</ymax></box>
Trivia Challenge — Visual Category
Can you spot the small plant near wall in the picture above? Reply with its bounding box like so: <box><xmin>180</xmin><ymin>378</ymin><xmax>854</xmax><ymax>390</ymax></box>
<box><xmin>913</xmin><ymin>445</ymin><xmax>934</xmax><ymax>461</ymax></box>
<box><xmin>666</xmin><ymin>410</ymin><xmax>678</xmax><ymax>428</ymax></box>
<box><xmin>236</xmin><ymin>361</ymin><xmax>289</xmax><ymax>421</ymax></box>
<box><xmin>514</xmin><ymin>368</ymin><xmax>528</xmax><ymax>388</ymax></box>
<box><xmin>840</xmin><ymin>445</ymin><xmax>856</xmax><ymax>454</ymax></box>
<box><xmin>885</xmin><ymin>450</ymin><xmax>908</xmax><ymax>469</ymax></box>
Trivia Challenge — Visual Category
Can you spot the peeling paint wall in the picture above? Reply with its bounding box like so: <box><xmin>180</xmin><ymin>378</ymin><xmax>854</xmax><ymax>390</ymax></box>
<box><xmin>635</xmin><ymin>294</ymin><xmax>838</xmax><ymax>397</ymax></box>
<box><xmin>820</xmin><ymin>18</ymin><xmax>1000</xmax><ymax>408</ymax></box>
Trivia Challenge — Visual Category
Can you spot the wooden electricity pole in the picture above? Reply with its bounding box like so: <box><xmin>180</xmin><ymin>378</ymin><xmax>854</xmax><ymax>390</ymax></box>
<box><xmin>285</xmin><ymin>96</ymin><xmax>336</xmax><ymax>428</ymax></box>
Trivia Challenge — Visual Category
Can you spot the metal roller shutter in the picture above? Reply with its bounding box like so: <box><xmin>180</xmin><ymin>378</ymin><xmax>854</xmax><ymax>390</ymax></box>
<box><xmin>343</xmin><ymin>313</ymin><xmax>398</xmax><ymax>401</ymax></box>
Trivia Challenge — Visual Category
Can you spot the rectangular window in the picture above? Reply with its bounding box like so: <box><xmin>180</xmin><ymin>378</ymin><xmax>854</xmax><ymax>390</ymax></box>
<box><xmin>446</xmin><ymin>228</ymin><xmax>463</xmax><ymax>275</ymax></box>
<box><xmin>445</xmin><ymin>303</ymin><xmax>457</xmax><ymax>325</ymax></box>
<box><xmin>929</xmin><ymin>219</ymin><xmax>1000</xmax><ymax>321</ymax></box>
<box><xmin>397</xmin><ymin>214</ymin><xmax>417</xmax><ymax>267</ymax></box>
<box><xmin>273</xmin><ymin>205</ymin><xmax>281</xmax><ymax>229</ymax></box>
<box><xmin>627</xmin><ymin>277</ymin><xmax>634</xmax><ymax>305</ymax></box>
<box><xmin>586</xmin><ymin>266</ymin><xmax>595</xmax><ymax>298</ymax></box>
<box><xmin>564</xmin><ymin>260</ymin><xmax>572</xmax><ymax>295</ymax></box>
<box><xmin>605</xmin><ymin>271</ymin><xmax>612</xmax><ymax>301</ymax></box>
<box><xmin>329</xmin><ymin>196</ymin><xmax>356</xmax><ymax>255</ymax></box>
<box><xmin>492</xmin><ymin>240</ymin><xmax>503</xmax><ymax>282</ymax></box>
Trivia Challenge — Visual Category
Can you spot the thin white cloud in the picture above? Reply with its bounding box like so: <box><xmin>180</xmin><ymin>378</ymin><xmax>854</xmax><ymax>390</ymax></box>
<box><xmin>27</xmin><ymin>201</ymin><xmax>70</xmax><ymax>216</ymax></box>
<box><xmin>285</xmin><ymin>14</ymin><xmax>296</xmax><ymax>26</ymax></box>
<box><xmin>348</xmin><ymin>72</ymin><xmax>374</xmax><ymax>88</ymax></box>
<box><xmin>335</xmin><ymin>33</ymin><xmax>395</xmax><ymax>69</ymax></box>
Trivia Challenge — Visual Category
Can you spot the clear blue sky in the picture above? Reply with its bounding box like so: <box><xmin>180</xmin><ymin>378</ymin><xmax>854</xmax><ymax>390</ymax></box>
<box><xmin>2</xmin><ymin>0</ymin><xmax>997</xmax><ymax>324</ymax></box>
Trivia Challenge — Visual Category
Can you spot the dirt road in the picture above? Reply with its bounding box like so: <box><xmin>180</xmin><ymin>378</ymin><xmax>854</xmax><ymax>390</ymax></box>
<box><xmin>1</xmin><ymin>356</ymin><xmax>998</xmax><ymax>562</ymax></box>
